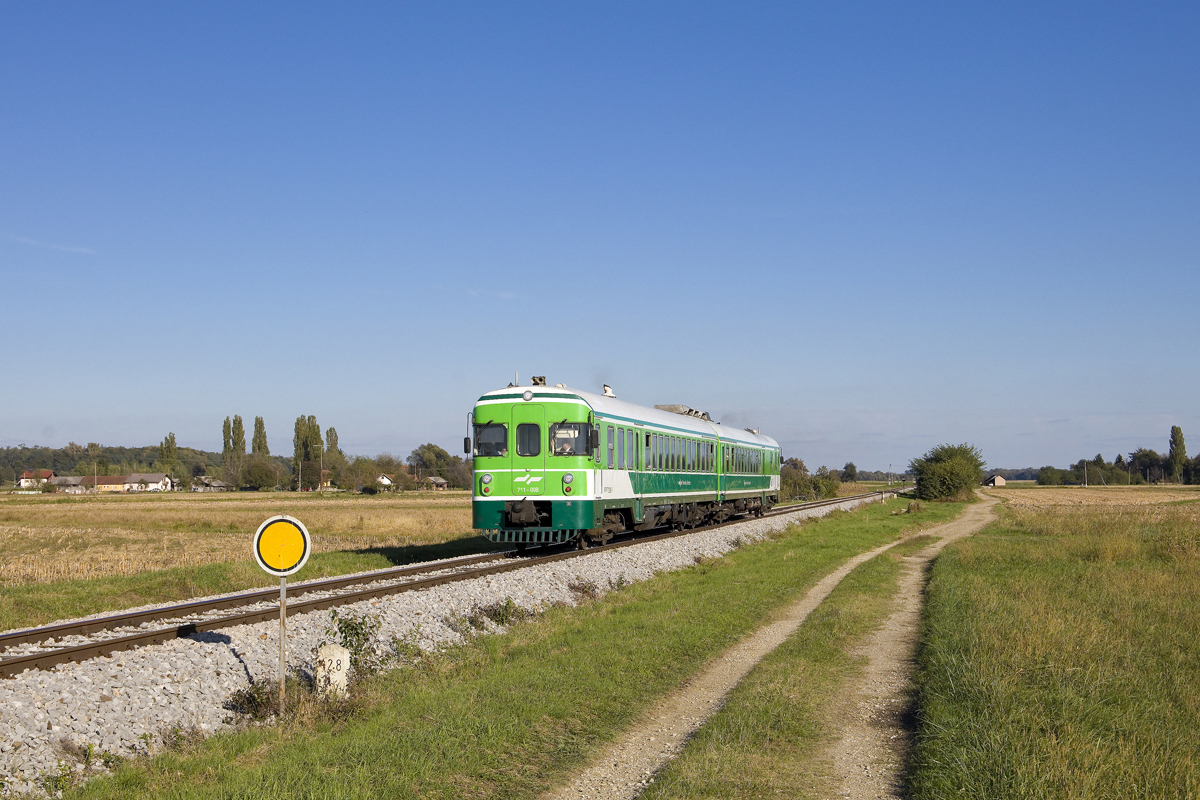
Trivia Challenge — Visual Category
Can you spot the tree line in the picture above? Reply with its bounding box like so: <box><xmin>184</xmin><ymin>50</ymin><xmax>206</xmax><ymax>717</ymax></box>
<box><xmin>0</xmin><ymin>416</ymin><xmax>475</xmax><ymax>493</ymax></box>
<box><xmin>780</xmin><ymin>458</ymin><xmax>842</xmax><ymax>501</ymax></box>
<box><xmin>1037</xmin><ymin>426</ymin><xmax>1195</xmax><ymax>485</ymax></box>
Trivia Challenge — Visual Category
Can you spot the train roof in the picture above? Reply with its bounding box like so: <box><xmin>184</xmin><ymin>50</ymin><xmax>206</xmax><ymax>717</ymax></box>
<box><xmin>475</xmin><ymin>385</ymin><xmax>779</xmax><ymax>448</ymax></box>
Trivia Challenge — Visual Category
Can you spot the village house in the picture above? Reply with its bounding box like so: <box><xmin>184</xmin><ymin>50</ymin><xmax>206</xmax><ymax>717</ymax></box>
<box><xmin>17</xmin><ymin>469</ymin><xmax>55</xmax><ymax>488</ymax></box>
<box><xmin>82</xmin><ymin>475</ymin><xmax>128</xmax><ymax>494</ymax></box>
<box><xmin>124</xmin><ymin>473</ymin><xmax>174</xmax><ymax>492</ymax></box>
<box><xmin>419</xmin><ymin>476</ymin><xmax>449</xmax><ymax>490</ymax></box>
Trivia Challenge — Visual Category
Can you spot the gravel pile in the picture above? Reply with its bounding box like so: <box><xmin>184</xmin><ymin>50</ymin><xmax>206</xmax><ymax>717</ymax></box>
<box><xmin>0</xmin><ymin>496</ymin><xmax>881</xmax><ymax>795</ymax></box>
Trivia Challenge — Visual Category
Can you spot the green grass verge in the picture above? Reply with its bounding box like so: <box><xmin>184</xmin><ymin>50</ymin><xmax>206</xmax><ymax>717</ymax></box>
<box><xmin>0</xmin><ymin>537</ymin><xmax>497</xmax><ymax>633</ymax></box>
<box><xmin>909</xmin><ymin>506</ymin><xmax>1200</xmax><ymax>799</ymax></box>
<box><xmin>66</xmin><ymin>499</ymin><xmax>965</xmax><ymax>799</ymax></box>
<box><xmin>641</xmin><ymin>534</ymin><xmax>937</xmax><ymax>799</ymax></box>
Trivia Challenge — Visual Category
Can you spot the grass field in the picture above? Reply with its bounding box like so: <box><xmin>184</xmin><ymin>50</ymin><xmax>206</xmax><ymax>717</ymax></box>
<box><xmin>909</xmin><ymin>494</ymin><xmax>1200</xmax><ymax>799</ymax></box>
<box><xmin>0</xmin><ymin>492</ymin><xmax>483</xmax><ymax>632</ymax></box>
<box><xmin>63</xmin><ymin>497</ymin><xmax>966</xmax><ymax>800</ymax></box>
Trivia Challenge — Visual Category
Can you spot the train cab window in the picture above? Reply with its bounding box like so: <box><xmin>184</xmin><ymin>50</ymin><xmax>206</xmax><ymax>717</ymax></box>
<box><xmin>549</xmin><ymin>422</ymin><xmax>589</xmax><ymax>456</ymax></box>
<box><xmin>607</xmin><ymin>426</ymin><xmax>615</xmax><ymax>469</ymax></box>
<box><xmin>627</xmin><ymin>430</ymin><xmax>635</xmax><ymax>470</ymax></box>
<box><xmin>474</xmin><ymin>423</ymin><xmax>508</xmax><ymax>458</ymax></box>
<box><xmin>516</xmin><ymin>424</ymin><xmax>540</xmax><ymax>457</ymax></box>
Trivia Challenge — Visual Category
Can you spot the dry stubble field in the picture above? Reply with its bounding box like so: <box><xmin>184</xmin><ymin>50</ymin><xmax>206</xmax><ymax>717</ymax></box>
<box><xmin>0</xmin><ymin>492</ymin><xmax>474</xmax><ymax>585</ymax></box>
<box><xmin>986</xmin><ymin>483</ymin><xmax>1200</xmax><ymax>507</ymax></box>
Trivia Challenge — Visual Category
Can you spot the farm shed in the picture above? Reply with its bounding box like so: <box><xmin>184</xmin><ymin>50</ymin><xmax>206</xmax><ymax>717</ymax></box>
<box><xmin>191</xmin><ymin>476</ymin><xmax>233</xmax><ymax>492</ymax></box>
<box><xmin>983</xmin><ymin>474</ymin><xmax>1006</xmax><ymax>487</ymax></box>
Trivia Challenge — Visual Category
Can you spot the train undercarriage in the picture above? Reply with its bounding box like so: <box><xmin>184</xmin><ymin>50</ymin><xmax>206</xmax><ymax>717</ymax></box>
<box><xmin>498</xmin><ymin>495</ymin><xmax>778</xmax><ymax>551</ymax></box>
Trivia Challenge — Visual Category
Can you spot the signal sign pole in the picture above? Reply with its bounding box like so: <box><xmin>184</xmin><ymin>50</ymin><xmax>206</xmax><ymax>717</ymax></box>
<box><xmin>252</xmin><ymin>515</ymin><xmax>312</xmax><ymax>714</ymax></box>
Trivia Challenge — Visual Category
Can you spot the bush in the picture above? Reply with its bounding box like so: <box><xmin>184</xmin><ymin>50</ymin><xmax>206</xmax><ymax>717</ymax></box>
<box><xmin>242</xmin><ymin>457</ymin><xmax>280</xmax><ymax>491</ymax></box>
<box><xmin>910</xmin><ymin>443</ymin><xmax>984</xmax><ymax>500</ymax></box>
<box><xmin>1037</xmin><ymin>466</ymin><xmax>1065</xmax><ymax>485</ymax></box>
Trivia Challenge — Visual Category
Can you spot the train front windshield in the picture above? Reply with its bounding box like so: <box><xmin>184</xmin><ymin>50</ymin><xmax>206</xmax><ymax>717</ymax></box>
<box><xmin>474</xmin><ymin>423</ymin><xmax>508</xmax><ymax>457</ymax></box>
<box><xmin>549</xmin><ymin>422</ymin><xmax>590</xmax><ymax>456</ymax></box>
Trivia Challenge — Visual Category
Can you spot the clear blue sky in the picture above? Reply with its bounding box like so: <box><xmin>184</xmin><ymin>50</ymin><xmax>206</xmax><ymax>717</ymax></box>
<box><xmin>3</xmin><ymin>2</ymin><xmax>1197</xmax><ymax>471</ymax></box>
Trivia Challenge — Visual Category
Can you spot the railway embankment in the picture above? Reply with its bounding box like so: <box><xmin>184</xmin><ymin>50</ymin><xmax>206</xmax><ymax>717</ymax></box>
<box><xmin>2</xmin><ymin>492</ymin><xmax>920</xmax><ymax>797</ymax></box>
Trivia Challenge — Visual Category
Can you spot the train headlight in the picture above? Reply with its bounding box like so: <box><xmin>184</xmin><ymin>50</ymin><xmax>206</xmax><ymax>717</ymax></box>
<box><xmin>562</xmin><ymin>472</ymin><xmax>574</xmax><ymax>484</ymax></box>
<box><xmin>522</xmin><ymin>390</ymin><xmax>533</xmax><ymax>401</ymax></box>
<box><xmin>481</xmin><ymin>473</ymin><xmax>492</xmax><ymax>484</ymax></box>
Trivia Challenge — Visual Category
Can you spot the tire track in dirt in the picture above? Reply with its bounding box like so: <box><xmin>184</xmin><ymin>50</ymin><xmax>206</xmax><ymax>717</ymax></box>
<box><xmin>542</xmin><ymin>497</ymin><xmax>998</xmax><ymax>800</ymax></box>
<box><xmin>823</xmin><ymin>496</ymin><xmax>998</xmax><ymax>800</ymax></box>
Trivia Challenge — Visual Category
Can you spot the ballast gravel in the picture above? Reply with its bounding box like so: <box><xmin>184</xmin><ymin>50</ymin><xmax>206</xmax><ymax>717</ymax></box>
<box><xmin>0</xmin><ymin>496</ymin><xmax>881</xmax><ymax>795</ymax></box>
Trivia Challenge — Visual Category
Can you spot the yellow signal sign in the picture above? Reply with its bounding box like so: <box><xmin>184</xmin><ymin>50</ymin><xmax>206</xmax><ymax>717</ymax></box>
<box><xmin>252</xmin><ymin>515</ymin><xmax>311</xmax><ymax>577</ymax></box>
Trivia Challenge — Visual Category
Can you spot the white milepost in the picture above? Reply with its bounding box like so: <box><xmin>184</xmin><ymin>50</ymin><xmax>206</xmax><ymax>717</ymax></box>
<box><xmin>315</xmin><ymin>643</ymin><xmax>350</xmax><ymax>699</ymax></box>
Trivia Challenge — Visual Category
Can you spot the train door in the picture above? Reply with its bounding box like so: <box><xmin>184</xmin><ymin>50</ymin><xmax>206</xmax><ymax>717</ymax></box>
<box><xmin>511</xmin><ymin>404</ymin><xmax>545</xmax><ymax>496</ymax></box>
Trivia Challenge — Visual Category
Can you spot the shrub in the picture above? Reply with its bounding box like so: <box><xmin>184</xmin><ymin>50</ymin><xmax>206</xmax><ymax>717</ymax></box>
<box><xmin>241</xmin><ymin>457</ymin><xmax>280</xmax><ymax>491</ymax></box>
<box><xmin>321</xmin><ymin>609</ymin><xmax>385</xmax><ymax>676</ymax></box>
<box><xmin>910</xmin><ymin>443</ymin><xmax>984</xmax><ymax>500</ymax></box>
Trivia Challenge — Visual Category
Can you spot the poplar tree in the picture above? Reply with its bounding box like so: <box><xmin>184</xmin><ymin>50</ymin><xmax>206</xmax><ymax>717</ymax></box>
<box><xmin>232</xmin><ymin>415</ymin><xmax>247</xmax><ymax>455</ymax></box>
<box><xmin>325</xmin><ymin>427</ymin><xmax>339</xmax><ymax>455</ymax></box>
<box><xmin>222</xmin><ymin>417</ymin><xmax>232</xmax><ymax>456</ymax></box>
<box><xmin>160</xmin><ymin>432</ymin><xmax>177</xmax><ymax>463</ymax></box>
<box><xmin>252</xmin><ymin>417</ymin><xmax>269</xmax><ymax>456</ymax></box>
<box><xmin>1169</xmin><ymin>426</ymin><xmax>1186</xmax><ymax>483</ymax></box>
<box><xmin>293</xmin><ymin>414</ymin><xmax>323</xmax><ymax>489</ymax></box>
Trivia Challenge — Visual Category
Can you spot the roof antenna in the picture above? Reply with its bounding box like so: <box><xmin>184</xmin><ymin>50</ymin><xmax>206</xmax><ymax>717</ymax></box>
<box><xmin>515</xmin><ymin>371</ymin><xmax>519</xmax><ymax>387</ymax></box>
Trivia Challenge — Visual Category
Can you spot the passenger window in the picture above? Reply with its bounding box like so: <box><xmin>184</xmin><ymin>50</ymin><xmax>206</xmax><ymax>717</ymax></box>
<box><xmin>516</xmin><ymin>424</ymin><xmax>540</xmax><ymax>457</ymax></box>
<box><xmin>618</xmin><ymin>427</ymin><xmax>625</xmax><ymax>469</ymax></box>
<box><xmin>607</xmin><ymin>426</ymin><xmax>615</xmax><ymax>469</ymax></box>
<box><xmin>628</xmin><ymin>430</ymin><xmax>635</xmax><ymax>470</ymax></box>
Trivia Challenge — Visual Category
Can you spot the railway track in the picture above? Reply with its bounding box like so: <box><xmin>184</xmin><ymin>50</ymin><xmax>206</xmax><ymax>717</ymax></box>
<box><xmin>0</xmin><ymin>491</ymin><xmax>896</xmax><ymax>678</ymax></box>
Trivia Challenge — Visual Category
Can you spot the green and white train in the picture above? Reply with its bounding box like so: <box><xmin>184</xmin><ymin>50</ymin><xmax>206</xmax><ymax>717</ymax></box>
<box><xmin>468</xmin><ymin>378</ymin><xmax>781</xmax><ymax>548</ymax></box>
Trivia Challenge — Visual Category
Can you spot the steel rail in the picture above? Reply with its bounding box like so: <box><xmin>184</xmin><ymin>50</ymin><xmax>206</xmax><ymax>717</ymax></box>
<box><xmin>0</xmin><ymin>551</ymin><xmax>514</xmax><ymax>651</ymax></box>
<box><xmin>0</xmin><ymin>491</ymin><xmax>895</xmax><ymax>678</ymax></box>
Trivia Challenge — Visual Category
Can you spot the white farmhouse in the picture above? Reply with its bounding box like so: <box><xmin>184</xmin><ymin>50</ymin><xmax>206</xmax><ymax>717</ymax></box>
<box><xmin>124</xmin><ymin>473</ymin><xmax>174</xmax><ymax>492</ymax></box>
